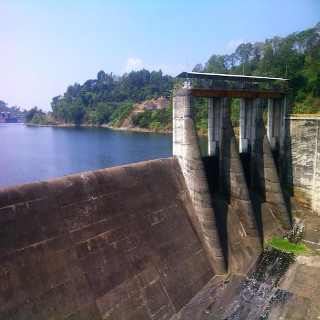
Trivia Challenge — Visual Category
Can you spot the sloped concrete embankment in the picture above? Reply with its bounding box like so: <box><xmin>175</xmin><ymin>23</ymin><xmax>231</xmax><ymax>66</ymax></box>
<box><xmin>0</xmin><ymin>158</ymin><xmax>214</xmax><ymax>320</ymax></box>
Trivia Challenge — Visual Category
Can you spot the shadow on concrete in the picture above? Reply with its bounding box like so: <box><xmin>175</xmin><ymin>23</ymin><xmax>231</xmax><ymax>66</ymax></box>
<box><xmin>248</xmin><ymin>190</ymin><xmax>264</xmax><ymax>243</ymax></box>
<box><xmin>202</xmin><ymin>155</ymin><xmax>229</xmax><ymax>270</ymax></box>
<box><xmin>249</xmin><ymin>121</ymin><xmax>267</xmax><ymax>244</ymax></box>
<box><xmin>281</xmin><ymin>120</ymin><xmax>294</xmax><ymax>222</ymax></box>
<box><xmin>210</xmin><ymin>194</ymin><xmax>230</xmax><ymax>270</ymax></box>
<box><xmin>249</xmin><ymin>120</ymin><xmax>292</xmax><ymax>239</ymax></box>
<box><xmin>240</xmin><ymin>151</ymin><xmax>251</xmax><ymax>188</ymax></box>
<box><xmin>202</xmin><ymin>156</ymin><xmax>220</xmax><ymax>194</ymax></box>
<box><xmin>240</xmin><ymin>151</ymin><xmax>264</xmax><ymax>244</ymax></box>
<box><xmin>271</xmin><ymin>143</ymin><xmax>293</xmax><ymax>224</ymax></box>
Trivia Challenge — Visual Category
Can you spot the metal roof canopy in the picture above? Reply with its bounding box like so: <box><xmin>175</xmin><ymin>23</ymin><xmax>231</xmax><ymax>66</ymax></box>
<box><xmin>177</xmin><ymin>71</ymin><xmax>289</xmax><ymax>82</ymax></box>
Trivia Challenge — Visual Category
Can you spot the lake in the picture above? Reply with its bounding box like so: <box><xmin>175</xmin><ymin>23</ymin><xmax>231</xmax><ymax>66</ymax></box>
<box><xmin>0</xmin><ymin>123</ymin><xmax>208</xmax><ymax>188</ymax></box>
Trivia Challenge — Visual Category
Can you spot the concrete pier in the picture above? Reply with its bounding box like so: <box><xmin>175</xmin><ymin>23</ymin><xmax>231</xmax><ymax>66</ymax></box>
<box><xmin>173</xmin><ymin>88</ymin><xmax>226</xmax><ymax>274</ymax></box>
<box><xmin>219</xmin><ymin>98</ymin><xmax>260</xmax><ymax>240</ymax></box>
<box><xmin>241</xmin><ymin>98</ymin><xmax>292</xmax><ymax>230</ymax></box>
<box><xmin>208</xmin><ymin>98</ymin><xmax>222</xmax><ymax>156</ymax></box>
<box><xmin>175</xmin><ymin>72</ymin><xmax>293</xmax><ymax>252</ymax></box>
<box><xmin>267</xmin><ymin>98</ymin><xmax>286</xmax><ymax>153</ymax></box>
<box><xmin>239</xmin><ymin>98</ymin><xmax>253</xmax><ymax>153</ymax></box>
<box><xmin>173</xmin><ymin>89</ymin><xmax>263</xmax><ymax>273</ymax></box>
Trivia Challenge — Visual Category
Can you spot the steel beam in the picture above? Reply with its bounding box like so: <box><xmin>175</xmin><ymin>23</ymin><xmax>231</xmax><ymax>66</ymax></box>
<box><xmin>191</xmin><ymin>89</ymin><xmax>286</xmax><ymax>99</ymax></box>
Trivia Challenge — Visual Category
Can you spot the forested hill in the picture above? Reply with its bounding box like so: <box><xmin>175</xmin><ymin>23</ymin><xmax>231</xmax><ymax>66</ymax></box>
<box><xmin>49</xmin><ymin>70</ymin><xmax>176</xmax><ymax>128</ymax></box>
<box><xmin>26</xmin><ymin>22</ymin><xmax>319</xmax><ymax>129</ymax></box>
<box><xmin>194</xmin><ymin>22</ymin><xmax>320</xmax><ymax>114</ymax></box>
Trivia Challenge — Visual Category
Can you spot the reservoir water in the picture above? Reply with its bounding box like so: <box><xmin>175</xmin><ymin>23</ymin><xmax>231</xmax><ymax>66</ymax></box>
<box><xmin>1</xmin><ymin>123</ymin><xmax>208</xmax><ymax>188</ymax></box>
<box><xmin>0</xmin><ymin>123</ymin><xmax>175</xmax><ymax>188</ymax></box>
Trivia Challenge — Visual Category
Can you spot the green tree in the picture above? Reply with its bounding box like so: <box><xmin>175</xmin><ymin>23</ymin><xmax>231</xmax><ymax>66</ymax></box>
<box><xmin>25</xmin><ymin>107</ymin><xmax>39</xmax><ymax>122</ymax></box>
<box><xmin>97</xmin><ymin>70</ymin><xmax>106</xmax><ymax>82</ymax></box>
<box><xmin>67</xmin><ymin>103</ymin><xmax>85</xmax><ymax>124</ymax></box>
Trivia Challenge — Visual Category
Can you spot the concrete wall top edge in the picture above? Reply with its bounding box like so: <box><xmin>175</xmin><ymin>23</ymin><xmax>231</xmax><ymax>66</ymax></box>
<box><xmin>0</xmin><ymin>157</ymin><xmax>175</xmax><ymax>208</ymax></box>
<box><xmin>0</xmin><ymin>157</ymin><xmax>174</xmax><ymax>193</ymax></box>
<box><xmin>290</xmin><ymin>115</ymin><xmax>320</xmax><ymax>120</ymax></box>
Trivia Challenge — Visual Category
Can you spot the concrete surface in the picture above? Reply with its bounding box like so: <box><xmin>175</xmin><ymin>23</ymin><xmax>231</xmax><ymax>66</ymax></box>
<box><xmin>285</xmin><ymin>116</ymin><xmax>320</xmax><ymax>214</ymax></box>
<box><xmin>0</xmin><ymin>158</ymin><xmax>214</xmax><ymax>320</ymax></box>
<box><xmin>171</xmin><ymin>198</ymin><xmax>320</xmax><ymax>320</ymax></box>
<box><xmin>173</xmin><ymin>88</ymin><xmax>226</xmax><ymax>274</ymax></box>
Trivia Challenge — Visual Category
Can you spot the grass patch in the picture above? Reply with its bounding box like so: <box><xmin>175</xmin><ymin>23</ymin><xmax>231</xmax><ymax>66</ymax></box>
<box><xmin>268</xmin><ymin>238</ymin><xmax>310</xmax><ymax>255</ymax></box>
<box><xmin>222</xmin><ymin>272</ymin><xmax>228</xmax><ymax>283</ymax></box>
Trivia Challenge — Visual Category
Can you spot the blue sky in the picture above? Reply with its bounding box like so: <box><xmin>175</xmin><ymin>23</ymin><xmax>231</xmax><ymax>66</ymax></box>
<box><xmin>1</xmin><ymin>0</ymin><xmax>319</xmax><ymax>112</ymax></box>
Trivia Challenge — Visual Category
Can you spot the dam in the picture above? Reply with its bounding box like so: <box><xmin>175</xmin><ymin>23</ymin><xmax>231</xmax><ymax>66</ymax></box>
<box><xmin>1</xmin><ymin>72</ymin><xmax>320</xmax><ymax>319</ymax></box>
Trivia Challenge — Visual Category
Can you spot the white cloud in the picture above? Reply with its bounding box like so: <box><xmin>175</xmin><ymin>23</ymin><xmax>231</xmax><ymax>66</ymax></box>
<box><xmin>226</xmin><ymin>38</ymin><xmax>244</xmax><ymax>51</ymax></box>
<box><xmin>124</xmin><ymin>58</ymin><xmax>144</xmax><ymax>73</ymax></box>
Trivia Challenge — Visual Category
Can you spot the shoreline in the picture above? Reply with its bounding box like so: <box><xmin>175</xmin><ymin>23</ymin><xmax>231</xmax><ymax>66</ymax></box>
<box><xmin>103</xmin><ymin>124</ymin><xmax>172</xmax><ymax>134</ymax></box>
<box><xmin>24</xmin><ymin>122</ymin><xmax>174</xmax><ymax>134</ymax></box>
<box><xmin>24</xmin><ymin>122</ymin><xmax>210</xmax><ymax>136</ymax></box>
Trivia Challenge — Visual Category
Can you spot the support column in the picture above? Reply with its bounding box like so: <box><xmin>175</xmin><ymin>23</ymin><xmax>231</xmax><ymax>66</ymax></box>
<box><xmin>251</xmin><ymin>98</ymin><xmax>291</xmax><ymax>230</ymax></box>
<box><xmin>208</xmin><ymin>98</ymin><xmax>222</xmax><ymax>156</ymax></box>
<box><xmin>220</xmin><ymin>98</ymin><xmax>261</xmax><ymax>239</ymax></box>
<box><xmin>251</xmin><ymin>98</ymin><xmax>264</xmax><ymax>192</ymax></box>
<box><xmin>267</xmin><ymin>99</ymin><xmax>275</xmax><ymax>149</ymax></box>
<box><xmin>208</xmin><ymin>98</ymin><xmax>215</xmax><ymax>156</ymax></box>
<box><xmin>239</xmin><ymin>98</ymin><xmax>252</xmax><ymax>153</ymax></box>
<box><xmin>279</xmin><ymin>98</ymin><xmax>286</xmax><ymax>159</ymax></box>
<box><xmin>268</xmin><ymin>98</ymin><xmax>288</xmax><ymax>182</ymax></box>
<box><xmin>267</xmin><ymin>98</ymin><xmax>286</xmax><ymax>152</ymax></box>
<box><xmin>173</xmin><ymin>88</ymin><xmax>226</xmax><ymax>274</ymax></box>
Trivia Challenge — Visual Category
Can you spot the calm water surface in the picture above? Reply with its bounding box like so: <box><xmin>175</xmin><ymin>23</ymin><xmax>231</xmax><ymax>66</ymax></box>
<box><xmin>0</xmin><ymin>124</ymin><xmax>174</xmax><ymax>187</ymax></box>
<box><xmin>0</xmin><ymin>123</ymin><xmax>208</xmax><ymax>187</ymax></box>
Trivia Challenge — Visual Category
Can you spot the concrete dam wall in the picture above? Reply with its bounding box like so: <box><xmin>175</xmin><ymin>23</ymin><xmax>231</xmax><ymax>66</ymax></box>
<box><xmin>285</xmin><ymin>115</ymin><xmax>320</xmax><ymax>214</ymax></box>
<box><xmin>0</xmin><ymin>158</ymin><xmax>215</xmax><ymax>319</ymax></box>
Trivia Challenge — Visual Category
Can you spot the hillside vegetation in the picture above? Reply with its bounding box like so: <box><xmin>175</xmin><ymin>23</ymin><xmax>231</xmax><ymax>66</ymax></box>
<box><xmin>193</xmin><ymin>22</ymin><xmax>320</xmax><ymax>132</ymax></box>
<box><xmin>24</xmin><ymin>23</ymin><xmax>320</xmax><ymax>132</ymax></box>
<box><xmin>49</xmin><ymin>70</ymin><xmax>176</xmax><ymax>130</ymax></box>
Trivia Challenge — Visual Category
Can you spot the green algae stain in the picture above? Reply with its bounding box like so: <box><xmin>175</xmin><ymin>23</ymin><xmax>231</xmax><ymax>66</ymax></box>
<box><xmin>268</xmin><ymin>238</ymin><xmax>311</xmax><ymax>255</ymax></box>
